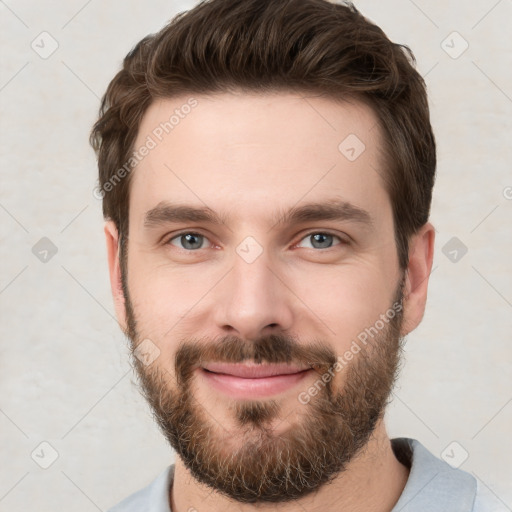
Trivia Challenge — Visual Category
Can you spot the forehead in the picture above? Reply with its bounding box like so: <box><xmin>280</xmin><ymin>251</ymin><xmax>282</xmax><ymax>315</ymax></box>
<box><xmin>129</xmin><ymin>91</ymin><xmax>390</xmax><ymax>229</ymax></box>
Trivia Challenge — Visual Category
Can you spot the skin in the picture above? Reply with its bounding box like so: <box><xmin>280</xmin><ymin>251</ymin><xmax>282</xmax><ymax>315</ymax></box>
<box><xmin>104</xmin><ymin>92</ymin><xmax>435</xmax><ymax>512</ymax></box>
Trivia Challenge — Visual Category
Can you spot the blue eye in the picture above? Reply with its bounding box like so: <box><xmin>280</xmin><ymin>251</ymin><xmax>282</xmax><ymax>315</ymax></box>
<box><xmin>168</xmin><ymin>232</ymin><xmax>208</xmax><ymax>250</ymax></box>
<box><xmin>165</xmin><ymin>231</ymin><xmax>346</xmax><ymax>252</ymax></box>
<box><xmin>297</xmin><ymin>232</ymin><xmax>343</xmax><ymax>249</ymax></box>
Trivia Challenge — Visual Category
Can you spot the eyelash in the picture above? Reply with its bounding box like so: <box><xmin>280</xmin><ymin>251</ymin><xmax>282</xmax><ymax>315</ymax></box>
<box><xmin>163</xmin><ymin>230</ymin><xmax>349</xmax><ymax>251</ymax></box>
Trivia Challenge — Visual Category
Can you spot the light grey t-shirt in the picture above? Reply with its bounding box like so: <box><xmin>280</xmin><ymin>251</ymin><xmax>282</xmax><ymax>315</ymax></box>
<box><xmin>107</xmin><ymin>437</ymin><xmax>502</xmax><ymax>511</ymax></box>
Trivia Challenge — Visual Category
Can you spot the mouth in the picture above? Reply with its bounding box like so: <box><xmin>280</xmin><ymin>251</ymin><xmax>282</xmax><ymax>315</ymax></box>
<box><xmin>198</xmin><ymin>362</ymin><xmax>312</xmax><ymax>398</ymax></box>
<box><xmin>202</xmin><ymin>362</ymin><xmax>311</xmax><ymax>378</ymax></box>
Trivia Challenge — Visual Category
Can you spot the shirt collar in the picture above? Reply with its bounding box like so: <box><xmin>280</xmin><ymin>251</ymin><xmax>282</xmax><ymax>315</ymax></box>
<box><xmin>390</xmin><ymin>437</ymin><xmax>477</xmax><ymax>511</ymax></box>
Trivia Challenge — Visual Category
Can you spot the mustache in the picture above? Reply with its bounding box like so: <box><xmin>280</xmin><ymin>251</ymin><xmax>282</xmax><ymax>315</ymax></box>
<box><xmin>174</xmin><ymin>333</ymin><xmax>338</xmax><ymax>386</ymax></box>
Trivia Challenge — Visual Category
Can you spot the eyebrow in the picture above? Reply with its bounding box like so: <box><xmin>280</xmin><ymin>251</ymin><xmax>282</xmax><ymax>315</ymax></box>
<box><xmin>143</xmin><ymin>199</ymin><xmax>374</xmax><ymax>231</ymax></box>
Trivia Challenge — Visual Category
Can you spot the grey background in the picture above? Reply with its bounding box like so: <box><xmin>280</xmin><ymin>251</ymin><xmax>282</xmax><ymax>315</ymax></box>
<box><xmin>1</xmin><ymin>0</ymin><xmax>511</xmax><ymax>510</ymax></box>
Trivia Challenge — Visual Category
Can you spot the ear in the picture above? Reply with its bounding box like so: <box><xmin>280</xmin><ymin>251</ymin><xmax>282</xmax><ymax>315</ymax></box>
<box><xmin>400</xmin><ymin>222</ymin><xmax>436</xmax><ymax>336</ymax></box>
<box><xmin>104</xmin><ymin>220</ymin><xmax>128</xmax><ymax>333</ymax></box>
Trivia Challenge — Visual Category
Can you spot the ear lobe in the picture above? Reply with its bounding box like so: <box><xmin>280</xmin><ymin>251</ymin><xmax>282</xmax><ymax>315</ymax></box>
<box><xmin>104</xmin><ymin>220</ymin><xmax>128</xmax><ymax>333</ymax></box>
<box><xmin>400</xmin><ymin>222</ymin><xmax>436</xmax><ymax>336</ymax></box>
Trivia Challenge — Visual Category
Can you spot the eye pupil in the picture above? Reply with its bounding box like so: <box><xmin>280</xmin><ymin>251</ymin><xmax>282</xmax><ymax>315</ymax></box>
<box><xmin>311</xmin><ymin>233</ymin><xmax>333</xmax><ymax>249</ymax></box>
<box><xmin>182</xmin><ymin>233</ymin><xmax>203</xmax><ymax>250</ymax></box>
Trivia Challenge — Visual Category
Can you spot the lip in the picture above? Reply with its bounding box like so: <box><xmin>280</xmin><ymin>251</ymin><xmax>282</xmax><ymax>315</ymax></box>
<box><xmin>202</xmin><ymin>362</ymin><xmax>310</xmax><ymax>378</ymax></box>
<box><xmin>199</xmin><ymin>363</ymin><xmax>312</xmax><ymax>399</ymax></box>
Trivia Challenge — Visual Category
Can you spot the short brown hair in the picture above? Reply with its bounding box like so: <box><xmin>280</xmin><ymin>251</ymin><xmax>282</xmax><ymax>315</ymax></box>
<box><xmin>89</xmin><ymin>0</ymin><xmax>436</xmax><ymax>271</ymax></box>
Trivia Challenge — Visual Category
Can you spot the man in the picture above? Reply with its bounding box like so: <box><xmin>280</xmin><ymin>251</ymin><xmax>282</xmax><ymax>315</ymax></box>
<box><xmin>89</xmin><ymin>0</ymin><xmax>496</xmax><ymax>510</ymax></box>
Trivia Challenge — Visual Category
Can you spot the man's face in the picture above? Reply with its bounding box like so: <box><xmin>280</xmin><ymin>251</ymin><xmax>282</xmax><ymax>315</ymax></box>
<box><xmin>116</xmin><ymin>92</ymin><xmax>407</xmax><ymax>502</ymax></box>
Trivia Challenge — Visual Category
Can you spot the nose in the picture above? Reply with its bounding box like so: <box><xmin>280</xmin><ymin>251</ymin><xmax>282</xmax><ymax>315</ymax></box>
<box><xmin>212</xmin><ymin>249</ymin><xmax>294</xmax><ymax>341</ymax></box>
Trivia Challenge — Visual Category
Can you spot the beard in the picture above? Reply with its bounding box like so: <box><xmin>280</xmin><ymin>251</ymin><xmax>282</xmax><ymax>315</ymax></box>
<box><xmin>120</xmin><ymin>254</ymin><xmax>406</xmax><ymax>504</ymax></box>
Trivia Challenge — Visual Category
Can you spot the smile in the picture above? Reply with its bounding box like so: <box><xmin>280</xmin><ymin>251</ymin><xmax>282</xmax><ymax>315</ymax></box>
<box><xmin>198</xmin><ymin>363</ymin><xmax>313</xmax><ymax>398</ymax></box>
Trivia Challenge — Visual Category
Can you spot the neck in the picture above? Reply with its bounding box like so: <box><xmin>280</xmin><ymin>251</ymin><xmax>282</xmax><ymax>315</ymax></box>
<box><xmin>169</xmin><ymin>420</ymin><xmax>410</xmax><ymax>512</ymax></box>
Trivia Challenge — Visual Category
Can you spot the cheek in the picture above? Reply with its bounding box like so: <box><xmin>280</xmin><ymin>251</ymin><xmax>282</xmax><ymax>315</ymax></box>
<box><xmin>291</xmin><ymin>264</ymin><xmax>395</xmax><ymax>342</ymax></box>
<box><xmin>126</xmin><ymin>255</ymin><xmax>219</xmax><ymax>334</ymax></box>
